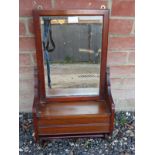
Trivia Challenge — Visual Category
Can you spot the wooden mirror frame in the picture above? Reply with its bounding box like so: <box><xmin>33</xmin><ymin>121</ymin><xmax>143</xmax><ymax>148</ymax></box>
<box><xmin>33</xmin><ymin>9</ymin><xmax>114</xmax><ymax>142</ymax></box>
<box><xmin>33</xmin><ymin>9</ymin><xmax>109</xmax><ymax>102</ymax></box>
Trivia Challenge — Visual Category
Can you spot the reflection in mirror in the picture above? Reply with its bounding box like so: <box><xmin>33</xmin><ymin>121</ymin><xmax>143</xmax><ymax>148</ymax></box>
<box><xmin>40</xmin><ymin>16</ymin><xmax>103</xmax><ymax>97</ymax></box>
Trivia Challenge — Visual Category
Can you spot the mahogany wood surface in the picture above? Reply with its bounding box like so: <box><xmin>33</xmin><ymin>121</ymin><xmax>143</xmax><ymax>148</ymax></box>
<box><xmin>38</xmin><ymin>101</ymin><xmax>110</xmax><ymax>117</ymax></box>
<box><xmin>34</xmin><ymin>9</ymin><xmax>109</xmax><ymax>16</ymax></box>
<box><xmin>38</xmin><ymin>124</ymin><xmax>110</xmax><ymax>135</ymax></box>
<box><xmin>32</xmin><ymin>9</ymin><xmax>115</xmax><ymax>142</ymax></box>
<box><xmin>105</xmin><ymin>67</ymin><xmax>115</xmax><ymax>133</ymax></box>
<box><xmin>32</xmin><ymin>67</ymin><xmax>39</xmax><ymax>141</ymax></box>
<box><xmin>36</xmin><ymin>100</ymin><xmax>111</xmax><ymax>136</ymax></box>
<box><xmin>38</xmin><ymin>116</ymin><xmax>110</xmax><ymax>126</ymax></box>
<box><xmin>45</xmin><ymin>96</ymin><xmax>99</xmax><ymax>103</ymax></box>
<box><xmin>39</xmin><ymin>133</ymin><xmax>105</xmax><ymax>139</ymax></box>
<box><xmin>33</xmin><ymin>67</ymin><xmax>114</xmax><ymax>141</ymax></box>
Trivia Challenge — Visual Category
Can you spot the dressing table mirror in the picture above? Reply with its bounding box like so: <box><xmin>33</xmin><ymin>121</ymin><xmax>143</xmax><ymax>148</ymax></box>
<box><xmin>33</xmin><ymin>9</ymin><xmax>115</xmax><ymax>142</ymax></box>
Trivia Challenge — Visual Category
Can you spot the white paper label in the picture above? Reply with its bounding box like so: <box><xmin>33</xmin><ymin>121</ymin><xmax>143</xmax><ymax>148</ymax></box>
<box><xmin>68</xmin><ymin>16</ymin><xmax>78</xmax><ymax>23</ymax></box>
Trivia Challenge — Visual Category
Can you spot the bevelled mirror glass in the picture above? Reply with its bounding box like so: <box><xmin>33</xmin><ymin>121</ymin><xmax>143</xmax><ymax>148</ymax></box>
<box><xmin>40</xmin><ymin>16</ymin><xmax>103</xmax><ymax>97</ymax></box>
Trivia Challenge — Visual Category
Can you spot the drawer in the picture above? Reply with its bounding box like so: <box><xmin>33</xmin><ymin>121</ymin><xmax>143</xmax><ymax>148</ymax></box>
<box><xmin>38</xmin><ymin>115</ymin><xmax>110</xmax><ymax>126</ymax></box>
<box><xmin>38</xmin><ymin>123</ymin><xmax>110</xmax><ymax>135</ymax></box>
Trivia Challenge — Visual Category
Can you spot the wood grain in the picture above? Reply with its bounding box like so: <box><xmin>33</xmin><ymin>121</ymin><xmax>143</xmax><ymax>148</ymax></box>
<box><xmin>32</xmin><ymin>9</ymin><xmax>115</xmax><ymax>141</ymax></box>
<box><xmin>38</xmin><ymin>123</ymin><xmax>110</xmax><ymax>135</ymax></box>
<box><xmin>38</xmin><ymin>100</ymin><xmax>110</xmax><ymax>117</ymax></box>
<box><xmin>38</xmin><ymin>116</ymin><xmax>110</xmax><ymax>126</ymax></box>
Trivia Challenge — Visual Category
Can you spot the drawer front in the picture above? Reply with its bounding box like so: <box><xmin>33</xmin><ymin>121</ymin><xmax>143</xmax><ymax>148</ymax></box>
<box><xmin>38</xmin><ymin>123</ymin><xmax>110</xmax><ymax>135</ymax></box>
<box><xmin>38</xmin><ymin>115</ymin><xmax>110</xmax><ymax>126</ymax></box>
